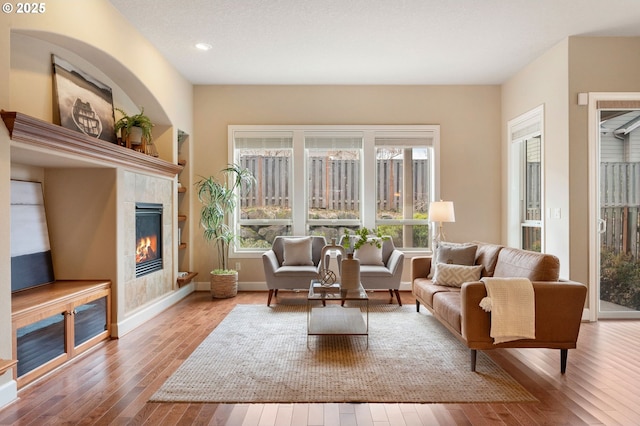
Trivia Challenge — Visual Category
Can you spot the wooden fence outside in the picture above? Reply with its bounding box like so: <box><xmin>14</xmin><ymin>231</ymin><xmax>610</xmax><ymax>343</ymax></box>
<box><xmin>239</xmin><ymin>156</ymin><xmax>431</xmax><ymax>213</ymax></box>
<box><xmin>600</xmin><ymin>162</ymin><xmax>640</xmax><ymax>258</ymax></box>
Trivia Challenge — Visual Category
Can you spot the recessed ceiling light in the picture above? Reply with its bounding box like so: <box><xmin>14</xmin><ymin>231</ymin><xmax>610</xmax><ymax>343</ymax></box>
<box><xmin>195</xmin><ymin>43</ymin><xmax>212</xmax><ymax>51</ymax></box>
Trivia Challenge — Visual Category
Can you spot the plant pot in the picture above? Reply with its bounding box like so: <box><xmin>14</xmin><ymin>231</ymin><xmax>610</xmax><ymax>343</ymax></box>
<box><xmin>341</xmin><ymin>253</ymin><xmax>360</xmax><ymax>290</ymax></box>
<box><xmin>127</xmin><ymin>126</ymin><xmax>143</xmax><ymax>145</ymax></box>
<box><xmin>210</xmin><ymin>271</ymin><xmax>238</xmax><ymax>298</ymax></box>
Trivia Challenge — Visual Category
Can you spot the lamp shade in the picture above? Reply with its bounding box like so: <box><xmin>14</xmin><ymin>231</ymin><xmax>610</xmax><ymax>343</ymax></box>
<box><xmin>428</xmin><ymin>201</ymin><xmax>455</xmax><ymax>223</ymax></box>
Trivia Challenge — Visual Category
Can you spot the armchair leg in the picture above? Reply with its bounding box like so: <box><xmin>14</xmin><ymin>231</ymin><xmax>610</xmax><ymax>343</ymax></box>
<box><xmin>393</xmin><ymin>289</ymin><xmax>402</xmax><ymax>306</ymax></box>
<box><xmin>560</xmin><ymin>349</ymin><xmax>568</xmax><ymax>374</ymax></box>
<box><xmin>470</xmin><ymin>349</ymin><xmax>477</xmax><ymax>372</ymax></box>
<box><xmin>267</xmin><ymin>290</ymin><xmax>274</xmax><ymax>306</ymax></box>
<box><xmin>416</xmin><ymin>300</ymin><xmax>420</xmax><ymax>312</ymax></box>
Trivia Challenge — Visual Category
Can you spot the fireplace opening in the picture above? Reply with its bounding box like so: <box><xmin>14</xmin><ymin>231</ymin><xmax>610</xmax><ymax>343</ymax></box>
<box><xmin>135</xmin><ymin>202</ymin><xmax>163</xmax><ymax>277</ymax></box>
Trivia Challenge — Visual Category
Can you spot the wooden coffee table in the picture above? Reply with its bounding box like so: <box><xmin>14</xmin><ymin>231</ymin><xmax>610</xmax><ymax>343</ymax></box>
<box><xmin>307</xmin><ymin>281</ymin><xmax>369</xmax><ymax>347</ymax></box>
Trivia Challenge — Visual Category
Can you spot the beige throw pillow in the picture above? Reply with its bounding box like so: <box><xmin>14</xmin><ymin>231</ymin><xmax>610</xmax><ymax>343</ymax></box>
<box><xmin>282</xmin><ymin>237</ymin><xmax>314</xmax><ymax>266</ymax></box>
<box><xmin>354</xmin><ymin>240</ymin><xmax>384</xmax><ymax>266</ymax></box>
<box><xmin>429</xmin><ymin>242</ymin><xmax>478</xmax><ymax>278</ymax></box>
<box><xmin>433</xmin><ymin>263</ymin><xmax>483</xmax><ymax>287</ymax></box>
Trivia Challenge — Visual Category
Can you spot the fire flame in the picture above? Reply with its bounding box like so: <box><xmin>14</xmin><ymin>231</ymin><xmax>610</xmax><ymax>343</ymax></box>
<box><xmin>136</xmin><ymin>235</ymin><xmax>158</xmax><ymax>263</ymax></box>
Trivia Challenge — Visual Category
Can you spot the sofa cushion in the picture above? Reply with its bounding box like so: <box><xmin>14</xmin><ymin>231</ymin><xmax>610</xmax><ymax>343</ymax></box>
<box><xmin>433</xmin><ymin>263</ymin><xmax>483</xmax><ymax>287</ymax></box>
<box><xmin>282</xmin><ymin>237</ymin><xmax>314</xmax><ymax>266</ymax></box>
<box><xmin>432</xmin><ymin>292</ymin><xmax>462</xmax><ymax>333</ymax></box>
<box><xmin>493</xmin><ymin>247</ymin><xmax>560</xmax><ymax>281</ymax></box>
<box><xmin>360</xmin><ymin>264</ymin><xmax>392</xmax><ymax>276</ymax></box>
<box><xmin>413</xmin><ymin>278</ymin><xmax>459</xmax><ymax>308</ymax></box>
<box><xmin>472</xmin><ymin>241</ymin><xmax>503</xmax><ymax>277</ymax></box>
<box><xmin>354</xmin><ymin>241</ymin><xmax>384</xmax><ymax>266</ymax></box>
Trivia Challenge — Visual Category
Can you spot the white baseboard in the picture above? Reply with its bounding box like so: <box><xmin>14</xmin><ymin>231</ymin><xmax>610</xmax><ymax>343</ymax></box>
<box><xmin>0</xmin><ymin>379</ymin><xmax>17</xmax><ymax>411</ymax></box>
<box><xmin>112</xmin><ymin>283</ymin><xmax>195</xmax><ymax>337</ymax></box>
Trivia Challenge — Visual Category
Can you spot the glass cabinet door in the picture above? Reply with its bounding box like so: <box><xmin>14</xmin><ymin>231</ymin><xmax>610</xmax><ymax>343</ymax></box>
<box><xmin>16</xmin><ymin>312</ymin><xmax>66</xmax><ymax>377</ymax></box>
<box><xmin>74</xmin><ymin>296</ymin><xmax>108</xmax><ymax>347</ymax></box>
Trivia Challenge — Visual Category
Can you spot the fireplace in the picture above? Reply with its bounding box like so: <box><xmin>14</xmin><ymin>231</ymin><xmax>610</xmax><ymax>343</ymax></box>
<box><xmin>135</xmin><ymin>202</ymin><xmax>163</xmax><ymax>277</ymax></box>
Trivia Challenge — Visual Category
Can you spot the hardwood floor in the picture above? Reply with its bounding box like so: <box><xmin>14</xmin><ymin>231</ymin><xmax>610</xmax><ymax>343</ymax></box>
<box><xmin>1</xmin><ymin>290</ymin><xmax>639</xmax><ymax>425</ymax></box>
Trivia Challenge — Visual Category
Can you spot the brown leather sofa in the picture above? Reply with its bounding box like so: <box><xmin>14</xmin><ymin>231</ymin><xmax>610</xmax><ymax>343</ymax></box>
<box><xmin>411</xmin><ymin>241</ymin><xmax>587</xmax><ymax>373</ymax></box>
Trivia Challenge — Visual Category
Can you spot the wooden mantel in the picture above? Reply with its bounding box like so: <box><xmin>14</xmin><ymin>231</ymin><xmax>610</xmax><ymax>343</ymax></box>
<box><xmin>2</xmin><ymin>111</ymin><xmax>183</xmax><ymax>177</ymax></box>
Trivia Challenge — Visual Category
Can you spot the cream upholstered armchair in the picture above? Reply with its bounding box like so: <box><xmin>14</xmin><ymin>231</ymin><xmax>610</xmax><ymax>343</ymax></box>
<box><xmin>338</xmin><ymin>235</ymin><xmax>405</xmax><ymax>305</ymax></box>
<box><xmin>262</xmin><ymin>236</ymin><xmax>327</xmax><ymax>306</ymax></box>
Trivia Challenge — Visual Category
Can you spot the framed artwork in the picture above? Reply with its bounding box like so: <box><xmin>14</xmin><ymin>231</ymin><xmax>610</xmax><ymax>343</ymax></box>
<box><xmin>52</xmin><ymin>54</ymin><xmax>117</xmax><ymax>144</ymax></box>
<box><xmin>10</xmin><ymin>180</ymin><xmax>55</xmax><ymax>292</ymax></box>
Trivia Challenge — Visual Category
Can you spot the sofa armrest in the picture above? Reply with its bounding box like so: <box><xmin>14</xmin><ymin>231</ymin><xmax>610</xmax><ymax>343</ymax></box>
<box><xmin>460</xmin><ymin>280</ymin><xmax>587</xmax><ymax>347</ymax></box>
<box><xmin>411</xmin><ymin>256</ymin><xmax>432</xmax><ymax>282</ymax></box>
<box><xmin>386</xmin><ymin>249</ymin><xmax>404</xmax><ymax>276</ymax></box>
<box><xmin>262</xmin><ymin>250</ymin><xmax>280</xmax><ymax>275</ymax></box>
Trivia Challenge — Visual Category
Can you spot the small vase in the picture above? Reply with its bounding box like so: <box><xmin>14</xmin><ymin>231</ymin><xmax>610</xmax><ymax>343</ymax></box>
<box><xmin>320</xmin><ymin>238</ymin><xmax>345</xmax><ymax>273</ymax></box>
<box><xmin>341</xmin><ymin>253</ymin><xmax>360</xmax><ymax>290</ymax></box>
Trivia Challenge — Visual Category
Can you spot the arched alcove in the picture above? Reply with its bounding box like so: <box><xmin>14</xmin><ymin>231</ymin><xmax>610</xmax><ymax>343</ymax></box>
<box><xmin>13</xmin><ymin>29</ymin><xmax>171</xmax><ymax>128</ymax></box>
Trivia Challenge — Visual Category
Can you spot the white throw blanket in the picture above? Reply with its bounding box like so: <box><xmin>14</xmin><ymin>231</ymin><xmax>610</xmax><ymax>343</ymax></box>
<box><xmin>479</xmin><ymin>277</ymin><xmax>535</xmax><ymax>344</ymax></box>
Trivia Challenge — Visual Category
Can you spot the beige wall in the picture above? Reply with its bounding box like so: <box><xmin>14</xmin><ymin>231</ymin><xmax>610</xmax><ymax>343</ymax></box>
<box><xmin>0</xmin><ymin>13</ymin><xmax>13</xmax><ymax>406</ymax></box>
<box><xmin>192</xmin><ymin>85</ymin><xmax>502</xmax><ymax>284</ymax></box>
<box><xmin>502</xmin><ymin>36</ymin><xmax>640</xmax><ymax>311</ymax></box>
<box><xmin>567</xmin><ymin>37</ymin><xmax>640</xmax><ymax>296</ymax></box>
<box><xmin>502</xmin><ymin>40</ymin><xmax>571</xmax><ymax>277</ymax></box>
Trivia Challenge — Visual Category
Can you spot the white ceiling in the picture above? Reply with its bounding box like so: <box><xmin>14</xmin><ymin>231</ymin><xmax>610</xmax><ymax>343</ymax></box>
<box><xmin>108</xmin><ymin>0</ymin><xmax>640</xmax><ymax>85</ymax></box>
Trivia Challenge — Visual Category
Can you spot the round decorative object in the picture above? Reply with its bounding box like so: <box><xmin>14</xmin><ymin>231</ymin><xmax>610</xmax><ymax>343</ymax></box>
<box><xmin>319</xmin><ymin>269</ymin><xmax>337</xmax><ymax>287</ymax></box>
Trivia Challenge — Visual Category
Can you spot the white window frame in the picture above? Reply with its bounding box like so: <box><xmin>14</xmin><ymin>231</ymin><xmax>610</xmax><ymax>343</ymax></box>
<box><xmin>508</xmin><ymin>105</ymin><xmax>545</xmax><ymax>251</ymax></box>
<box><xmin>229</xmin><ymin>124</ymin><xmax>440</xmax><ymax>258</ymax></box>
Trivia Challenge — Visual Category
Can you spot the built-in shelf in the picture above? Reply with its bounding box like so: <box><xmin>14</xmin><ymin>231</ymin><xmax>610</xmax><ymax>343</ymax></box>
<box><xmin>178</xmin><ymin>243</ymin><xmax>187</xmax><ymax>250</ymax></box>
<box><xmin>178</xmin><ymin>159</ymin><xmax>186</xmax><ymax>166</ymax></box>
<box><xmin>1</xmin><ymin>111</ymin><xmax>183</xmax><ymax>177</ymax></box>
<box><xmin>177</xmin><ymin>271</ymin><xmax>198</xmax><ymax>286</ymax></box>
<box><xmin>178</xmin><ymin>215</ymin><xmax>187</xmax><ymax>222</ymax></box>
<box><xmin>0</xmin><ymin>359</ymin><xmax>18</xmax><ymax>375</ymax></box>
<box><xmin>178</xmin><ymin>186</ymin><xmax>186</xmax><ymax>193</ymax></box>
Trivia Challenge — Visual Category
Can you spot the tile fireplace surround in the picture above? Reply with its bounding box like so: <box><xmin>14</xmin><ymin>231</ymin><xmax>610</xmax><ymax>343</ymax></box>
<box><xmin>123</xmin><ymin>172</ymin><xmax>174</xmax><ymax>314</ymax></box>
<box><xmin>3</xmin><ymin>111</ymin><xmax>184</xmax><ymax>337</ymax></box>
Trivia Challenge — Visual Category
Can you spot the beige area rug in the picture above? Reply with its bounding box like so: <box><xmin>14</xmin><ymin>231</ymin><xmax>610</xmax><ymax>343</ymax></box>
<box><xmin>150</xmin><ymin>304</ymin><xmax>537</xmax><ymax>404</ymax></box>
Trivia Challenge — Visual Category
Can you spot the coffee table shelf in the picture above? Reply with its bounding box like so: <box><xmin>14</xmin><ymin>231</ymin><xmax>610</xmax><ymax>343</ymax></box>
<box><xmin>308</xmin><ymin>305</ymin><xmax>367</xmax><ymax>335</ymax></box>
<box><xmin>307</xmin><ymin>281</ymin><xmax>369</xmax><ymax>346</ymax></box>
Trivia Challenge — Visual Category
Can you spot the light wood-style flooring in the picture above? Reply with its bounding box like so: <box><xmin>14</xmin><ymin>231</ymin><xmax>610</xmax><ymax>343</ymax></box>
<box><xmin>1</xmin><ymin>290</ymin><xmax>639</xmax><ymax>425</ymax></box>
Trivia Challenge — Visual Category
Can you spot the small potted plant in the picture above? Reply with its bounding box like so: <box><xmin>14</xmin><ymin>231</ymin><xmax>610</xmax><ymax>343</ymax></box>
<box><xmin>196</xmin><ymin>163</ymin><xmax>255</xmax><ymax>298</ymax></box>
<box><xmin>114</xmin><ymin>107</ymin><xmax>154</xmax><ymax>147</ymax></box>
<box><xmin>342</xmin><ymin>227</ymin><xmax>387</xmax><ymax>253</ymax></box>
<box><xmin>340</xmin><ymin>227</ymin><xmax>388</xmax><ymax>289</ymax></box>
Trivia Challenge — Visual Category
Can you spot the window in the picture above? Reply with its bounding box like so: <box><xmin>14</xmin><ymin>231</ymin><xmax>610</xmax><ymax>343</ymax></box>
<box><xmin>375</xmin><ymin>134</ymin><xmax>433</xmax><ymax>249</ymax></box>
<box><xmin>234</xmin><ymin>130</ymin><xmax>293</xmax><ymax>249</ymax></box>
<box><xmin>522</xmin><ymin>136</ymin><xmax>541</xmax><ymax>251</ymax></box>
<box><xmin>508</xmin><ymin>106</ymin><xmax>544</xmax><ymax>252</ymax></box>
<box><xmin>306</xmin><ymin>132</ymin><xmax>363</xmax><ymax>237</ymax></box>
<box><xmin>230</xmin><ymin>125</ymin><xmax>439</xmax><ymax>254</ymax></box>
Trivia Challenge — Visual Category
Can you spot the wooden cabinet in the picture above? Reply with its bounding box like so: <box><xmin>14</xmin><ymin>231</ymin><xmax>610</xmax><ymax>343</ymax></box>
<box><xmin>11</xmin><ymin>280</ymin><xmax>111</xmax><ymax>388</ymax></box>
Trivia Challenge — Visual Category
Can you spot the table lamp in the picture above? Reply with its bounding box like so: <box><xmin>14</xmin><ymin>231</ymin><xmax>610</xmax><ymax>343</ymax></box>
<box><xmin>428</xmin><ymin>200</ymin><xmax>455</xmax><ymax>244</ymax></box>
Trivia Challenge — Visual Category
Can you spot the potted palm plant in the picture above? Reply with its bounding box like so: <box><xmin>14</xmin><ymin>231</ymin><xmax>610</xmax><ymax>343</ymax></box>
<box><xmin>196</xmin><ymin>163</ymin><xmax>255</xmax><ymax>298</ymax></box>
<box><xmin>114</xmin><ymin>107</ymin><xmax>154</xmax><ymax>149</ymax></box>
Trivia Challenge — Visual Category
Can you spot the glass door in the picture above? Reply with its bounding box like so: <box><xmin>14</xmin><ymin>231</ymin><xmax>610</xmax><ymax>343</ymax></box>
<box><xmin>598</xmin><ymin>106</ymin><xmax>640</xmax><ymax>318</ymax></box>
